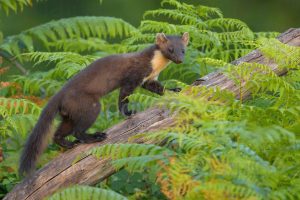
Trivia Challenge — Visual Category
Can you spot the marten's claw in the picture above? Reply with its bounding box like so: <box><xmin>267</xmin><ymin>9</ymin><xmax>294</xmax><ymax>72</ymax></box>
<box><xmin>129</xmin><ymin>110</ymin><xmax>137</xmax><ymax>116</ymax></box>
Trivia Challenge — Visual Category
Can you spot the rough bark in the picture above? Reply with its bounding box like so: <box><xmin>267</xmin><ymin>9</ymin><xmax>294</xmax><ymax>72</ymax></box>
<box><xmin>4</xmin><ymin>28</ymin><xmax>300</xmax><ymax>200</ymax></box>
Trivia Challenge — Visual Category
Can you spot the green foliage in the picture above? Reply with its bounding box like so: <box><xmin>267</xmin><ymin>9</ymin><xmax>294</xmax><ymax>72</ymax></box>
<box><xmin>0</xmin><ymin>98</ymin><xmax>40</xmax><ymax>137</ymax></box>
<box><xmin>99</xmin><ymin>170</ymin><xmax>166</xmax><ymax>200</ymax></box>
<box><xmin>258</xmin><ymin>38</ymin><xmax>300</xmax><ymax>68</ymax></box>
<box><xmin>0</xmin><ymin>16</ymin><xmax>138</xmax><ymax>57</ymax></box>
<box><xmin>142</xmin><ymin>0</ymin><xmax>253</xmax><ymax>55</ymax></box>
<box><xmin>0</xmin><ymin>98</ymin><xmax>42</xmax><ymax>197</ymax></box>
<box><xmin>49</xmin><ymin>186</ymin><xmax>128</xmax><ymax>200</ymax></box>
<box><xmin>0</xmin><ymin>0</ymin><xmax>40</xmax><ymax>14</ymax></box>
<box><xmin>0</xmin><ymin>0</ymin><xmax>299</xmax><ymax>199</ymax></box>
<box><xmin>88</xmin><ymin>143</ymin><xmax>174</xmax><ymax>171</ymax></box>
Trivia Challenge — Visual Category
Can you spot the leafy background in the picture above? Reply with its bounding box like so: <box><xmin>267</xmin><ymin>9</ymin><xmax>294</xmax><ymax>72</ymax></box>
<box><xmin>1</xmin><ymin>0</ymin><xmax>300</xmax><ymax>35</ymax></box>
<box><xmin>0</xmin><ymin>0</ymin><xmax>300</xmax><ymax>199</ymax></box>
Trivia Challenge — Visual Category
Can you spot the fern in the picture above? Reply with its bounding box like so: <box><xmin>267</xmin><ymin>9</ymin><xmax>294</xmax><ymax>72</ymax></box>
<box><xmin>0</xmin><ymin>97</ymin><xmax>41</xmax><ymax>116</ymax></box>
<box><xmin>88</xmin><ymin>144</ymin><xmax>175</xmax><ymax>171</ymax></box>
<box><xmin>47</xmin><ymin>38</ymin><xmax>122</xmax><ymax>53</ymax></box>
<box><xmin>0</xmin><ymin>0</ymin><xmax>40</xmax><ymax>14</ymax></box>
<box><xmin>13</xmin><ymin>74</ymin><xmax>64</xmax><ymax>96</ymax></box>
<box><xmin>10</xmin><ymin>51</ymin><xmax>99</xmax><ymax>96</ymax></box>
<box><xmin>128</xmin><ymin>92</ymin><xmax>159</xmax><ymax>112</ymax></box>
<box><xmin>258</xmin><ymin>38</ymin><xmax>300</xmax><ymax>69</ymax></box>
<box><xmin>0</xmin><ymin>16</ymin><xmax>138</xmax><ymax>57</ymax></box>
<box><xmin>22</xmin><ymin>51</ymin><xmax>97</xmax><ymax>66</ymax></box>
<box><xmin>144</xmin><ymin>9</ymin><xmax>206</xmax><ymax>27</ymax></box>
<box><xmin>0</xmin><ymin>107</ymin><xmax>17</xmax><ymax>137</ymax></box>
<box><xmin>0</xmin><ymin>98</ymin><xmax>40</xmax><ymax>138</ymax></box>
<box><xmin>1</xmin><ymin>0</ymin><xmax>300</xmax><ymax>199</ymax></box>
<box><xmin>49</xmin><ymin>186</ymin><xmax>128</xmax><ymax>200</ymax></box>
<box><xmin>254</xmin><ymin>31</ymin><xmax>280</xmax><ymax>39</ymax></box>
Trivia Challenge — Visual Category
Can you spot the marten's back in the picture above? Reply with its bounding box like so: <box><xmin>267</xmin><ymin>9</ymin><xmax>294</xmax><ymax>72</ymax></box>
<box><xmin>60</xmin><ymin>51</ymin><xmax>152</xmax><ymax>98</ymax></box>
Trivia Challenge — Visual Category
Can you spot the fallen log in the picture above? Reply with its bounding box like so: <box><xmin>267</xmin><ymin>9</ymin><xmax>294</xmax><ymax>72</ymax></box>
<box><xmin>4</xmin><ymin>28</ymin><xmax>300</xmax><ymax>200</ymax></box>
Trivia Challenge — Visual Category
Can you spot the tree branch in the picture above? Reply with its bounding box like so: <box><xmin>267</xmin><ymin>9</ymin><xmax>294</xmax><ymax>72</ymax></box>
<box><xmin>0</xmin><ymin>51</ymin><xmax>28</xmax><ymax>75</ymax></box>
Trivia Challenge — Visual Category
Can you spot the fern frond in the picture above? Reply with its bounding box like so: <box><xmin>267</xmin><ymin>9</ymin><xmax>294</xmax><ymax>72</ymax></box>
<box><xmin>88</xmin><ymin>144</ymin><xmax>175</xmax><ymax>171</ymax></box>
<box><xmin>254</xmin><ymin>31</ymin><xmax>280</xmax><ymax>39</ymax></box>
<box><xmin>211</xmin><ymin>48</ymin><xmax>252</xmax><ymax>61</ymax></box>
<box><xmin>196</xmin><ymin>5</ymin><xmax>223</xmax><ymax>19</ymax></box>
<box><xmin>49</xmin><ymin>186</ymin><xmax>128</xmax><ymax>200</ymax></box>
<box><xmin>48</xmin><ymin>38</ymin><xmax>123</xmax><ymax>54</ymax></box>
<box><xmin>0</xmin><ymin>97</ymin><xmax>41</xmax><ymax>115</ymax></box>
<box><xmin>121</xmin><ymin>33</ymin><xmax>155</xmax><ymax>45</ymax></box>
<box><xmin>162</xmin><ymin>79</ymin><xmax>189</xmax><ymax>90</ymax></box>
<box><xmin>206</xmin><ymin>18</ymin><xmax>250</xmax><ymax>32</ymax></box>
<box><xmin>44</xmin><ymin>63</ymin><xmax>85</xmax><ymax>80</ymax></box>
<box><xmin>161</xmin><ymin>0</ymin><xmax>195</xmax><ymax>13</ymax></box>
<box><xmin>140</xmin><ymin>20</ymin><xmax>179</xmax><ymax>34</ymax></box>
<box><xmin>197</xmin><ymin>57</ymin><xmax>233</xmax><ymax>68</ymax></box>
<box><xmin>0</xmin><ymin>106</ymin><xmax>38</xmax><ymax>138</ymax></box>
<box><xmin>258</xmin><ymin>38</ymin><xmax>300</xmax><ymax>69</ymax></box>
<box><xmin>138</xmin><ymin>131</ymin><xmax>208</xmax><ymax>153</ymax></box>
<box><xmin>0</xmin><ymin>107</ymin><xmax>17</xmax><ymax>137</ymax></box>
<box><xmin>4</xmin><ymin>114</ymin><xmax>38</xmax><ymax>138</ymax></box>
<box><xmin>13</xmin><ymin>74</ymin><xmax>64</xmax><ymax>96</ymax></box>
<box><xmin>1</xmin><ymin>16</ymin><xmax>138</xmax><ymax>56</ymax></box>
<box><xmin>159</xmin><ymin>62</ymin><xmax>200</xmax><ymax>83</ymax></box>
<box><xmin>159</xmin><ymin>86</ymin><xmax>234</xmax><ymax>114</ymax></box>
<box><xmin>89</xmin><ymin>143</ymin><xmax>173</xmax><ymax>159</ymax></box>
<box><xmin>0</xmin><ymin>0</ymin><xmax>39</xmax><ymax>14</ymax></box>
<box><xmin>22</xmin><ymin>51</ymin><xmax>96</xmax><ymax>67</ymax></box>
<box><xmin>128</xmin><ymin>93</ymin><xmax>159</xmax><ymax>111</ymax></box>
<box><xmin>226</xmin><ymin>62</ymin><xmax>297</xmax><ymax>104</ymax></box>
<box><xmin>144</xmin><ymin>9</ymin><xmax>206</xmax><ymax>27</ymax></box>
<box><xmin>217</xmin><ymin>28</ymin><xmax>254</xmax><ymax>42</ymax></box>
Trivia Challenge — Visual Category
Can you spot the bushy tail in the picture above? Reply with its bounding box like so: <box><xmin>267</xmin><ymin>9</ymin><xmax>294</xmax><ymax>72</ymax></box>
<box><xmin>19</xmin><ymin>95</ymin><xmax>60</xmax><ymax>176</ymax></box>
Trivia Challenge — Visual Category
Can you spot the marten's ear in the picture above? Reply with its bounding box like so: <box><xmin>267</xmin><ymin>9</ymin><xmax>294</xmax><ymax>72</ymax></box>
<box><xmin>182</xmin><ymin>32</ymin><xmax>189</xmax><ymax>46</ymax></box>
<box><xmin>156</xmin><ymin>33</ymin><xmax>168</xmax><ymax>45</ymax></box>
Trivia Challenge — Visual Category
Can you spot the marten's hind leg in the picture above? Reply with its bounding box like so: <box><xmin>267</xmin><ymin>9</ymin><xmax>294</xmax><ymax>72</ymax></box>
<box><xmin>73</xmin><ymin>102</ymin><xmax>107</xmax><ymax>143</ymax></box>
<box><xmin>53</xmin><ymin>118</ymin><xmax>79</xmax><ymax>149</ymax></box>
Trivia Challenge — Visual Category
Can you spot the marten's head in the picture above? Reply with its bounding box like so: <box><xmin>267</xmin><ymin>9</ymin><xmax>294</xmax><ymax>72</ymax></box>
<box><xmin>155</xmin><ymin>32</ymin><xmax>189</xmax><ymax>64</ymax></box>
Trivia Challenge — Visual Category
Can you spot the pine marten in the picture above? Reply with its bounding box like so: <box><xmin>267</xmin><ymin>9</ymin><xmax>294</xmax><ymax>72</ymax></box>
<box><xmin>19</xmin><ymin>32</ymin><xmax>189</xmax><ymax>176</ymax></box>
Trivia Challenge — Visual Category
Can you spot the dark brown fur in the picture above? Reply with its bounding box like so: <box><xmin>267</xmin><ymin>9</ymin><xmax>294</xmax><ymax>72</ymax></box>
<box><xmin>19</xmin><ymin>32</ymin><xmax>189</xmax><ymax>176</ymax></box>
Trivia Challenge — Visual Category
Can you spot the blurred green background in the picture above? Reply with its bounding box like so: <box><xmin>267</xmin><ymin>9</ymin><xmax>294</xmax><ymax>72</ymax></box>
<box><xmin>0</xmin><ymin>0</ymin><xmax>299</xmax><ymax>37</ymax></box>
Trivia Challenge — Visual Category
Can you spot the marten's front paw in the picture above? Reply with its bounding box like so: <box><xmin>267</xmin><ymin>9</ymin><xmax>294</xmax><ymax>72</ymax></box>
<box><xmin>120</xmin><ymin>104</ymin><xmax>137</xmax><ymax>116</ymax></box>
<box><xmin>93</xmin><ymin>132</ymin><xmax>107</xmax><ymax>141</ymax></box>
<box><xmin>123</xmin><ymin>109</ymin><xmax>137</xmax><ymax>117</ymax></box>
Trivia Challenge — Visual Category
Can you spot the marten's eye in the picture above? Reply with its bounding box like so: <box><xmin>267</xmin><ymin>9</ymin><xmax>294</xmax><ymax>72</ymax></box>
<box><xmin>182</xmin><ymin>49</ymin><xmax>185</xmax><ymax>54</ymax></box>
<box><xmin>168</xmin><ymin>48</ymin><xmax>174</xmax><ymax>53</ymax></box>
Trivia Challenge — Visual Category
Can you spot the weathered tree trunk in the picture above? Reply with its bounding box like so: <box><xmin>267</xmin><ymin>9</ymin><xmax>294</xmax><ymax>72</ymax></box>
<box><xmin>4</xmin><ymin>28</ymin><xmax>300</xmax><ymax>200</ymax></box>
